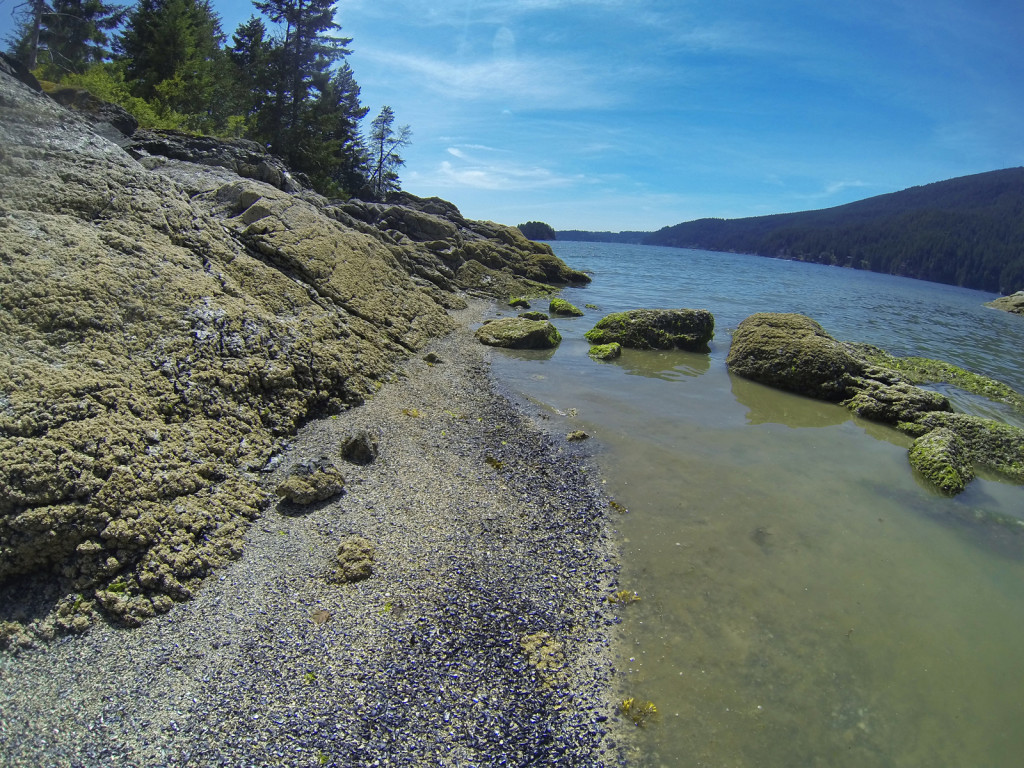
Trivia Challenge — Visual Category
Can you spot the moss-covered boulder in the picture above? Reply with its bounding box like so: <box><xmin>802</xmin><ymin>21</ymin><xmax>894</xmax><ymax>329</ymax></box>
<box><xmin>588</xmin><ymin>343</ymin><xmax>622</xmax><ymax>360</ymax></box>
<box><xmin>549</xmin><ymin>297</ymin><xmax>584</xmax><ymax>317</ymax></box>
<box><xmin>726</xmin><ymin>313</ymin><xmax>863</xmax><ymax>400</ymax></box>
<box><xmin>519</xmin><ymin>311</ymin><xmax>549</xmax><ymax>321</ymax></box>
<box><xmin>509</xmin><ymin>297</ymin><xmax>531</xmax><ymax>309</ymax></box>
<box><xmin>475</xmin><ymin>318</ymin><xmax>562</xmax><ymax>349</ymax></box>
<box><xmin>327</xmin><ymin>535</ymin><xmax>376</xmax><ymax>583</ymax></box>
<box><xmin>908</xmin><ymin>428</ymin><xmax>974</xmax><ymax>494</ymax></box>
<box><xmin>585</xmin><ymin>309</ymin><xmax>714</xmax><ymax>351</ymax></box>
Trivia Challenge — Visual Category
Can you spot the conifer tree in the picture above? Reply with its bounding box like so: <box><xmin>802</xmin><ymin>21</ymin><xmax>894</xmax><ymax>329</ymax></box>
<box><xmin>6</xmin><ymin>0</ymin><xmax>124</xmax><ymax>75</ymax></box>
<box><xmin>367</xmin><ymin>105</ymin><xmax>411</xmax><ymax>199</ymax></box>
<box><xmin>115</xmin><ymin>0</ymin><xmax>226</xmax><ymax>121</ymax></box>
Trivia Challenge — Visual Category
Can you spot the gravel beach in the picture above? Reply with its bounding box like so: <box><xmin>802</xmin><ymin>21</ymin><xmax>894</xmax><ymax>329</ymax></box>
<box><xmin>0</xmin><ymin>302</ymin><xmax>625</xmax><ymax>767</ymax></box>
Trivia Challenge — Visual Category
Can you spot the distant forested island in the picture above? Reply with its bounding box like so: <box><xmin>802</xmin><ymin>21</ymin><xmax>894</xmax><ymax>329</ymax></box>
<box><xmin>517</xmin><ymin>221</ymin><xmax>557</xmax><ymax>240</ymax></box>
<box><xmin>556</xmin><ymin>230</ymin><xmax>649</xmax><ymax>244</ymax></box>
<box><xmin>644</xmin><ymin>168</ymin><xmax>1024</xmax><ymax>295</ymax></box>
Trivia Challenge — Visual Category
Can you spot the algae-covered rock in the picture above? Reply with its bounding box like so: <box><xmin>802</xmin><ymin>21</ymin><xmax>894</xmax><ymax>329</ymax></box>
<box><xmin>908</xmin><ymin>428</ymin><xmax>975</xmax><ymax>494</ymax></box>
<box><xmin>585</xmin><ymin>309</ymin><xmax>714</xmax><ymax>351</ymax></box>
<box><xmin>908</xmin><ymin>412</ymin><xmax>1024</xmax><ymax>484</ymax></box>
<box><xmin>726</xmin><ymin>313</ymin><xmax>864</xmax><ymax>400</ymax></box>
<box><xmin>588</xmin><ymin>343</ymin><xmax>622</xmax><ymax>360</ymax></box>
<box><xmin>842</xmin><ymin>372</ymin><xmax>952</xmax><ymax>424</ymax></box>
<box><xmin>509</xmin><ymin>297</ymin><xmax>531</xmax><ymax>309</ymax></box>
<box><xmin>327</xmin><ymin>535</ymin><xmax>376</xmax><ymax>583</ymax></box>
<box><xmin>519</xmin><ymin>311</ymin><xmax>549</xmax><ymax>321</ymax></box>
<box><xmin>549</xmin><ymin>297</ymin><xmax>584</xmax><ymax>317</ymax></box>
<box><xmin>475</xmin><ymin>318</ymin><xmax>562</xmax><ymax>349</ymax></box>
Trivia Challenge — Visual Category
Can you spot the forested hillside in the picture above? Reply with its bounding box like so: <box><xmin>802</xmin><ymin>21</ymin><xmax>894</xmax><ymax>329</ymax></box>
<box><xmin>4</xmin><ymin>0</ymin><xmax>410</xmax><ymax>199</ymax></box>
<box><xmin>644</xmin><ymin>168</ymin><xmax>1024</xmax><ymax>294</ymax></box>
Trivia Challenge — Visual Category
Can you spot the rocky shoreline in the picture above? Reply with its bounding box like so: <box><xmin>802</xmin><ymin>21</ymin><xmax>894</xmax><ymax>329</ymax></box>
<box><xmin>0</xmin><ymin>305</ymin><xmax>625</xmax><ymax>766</ymax></box>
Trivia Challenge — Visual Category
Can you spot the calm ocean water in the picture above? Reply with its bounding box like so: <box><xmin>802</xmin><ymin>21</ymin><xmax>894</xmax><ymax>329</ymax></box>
<box><xmin>489</xmin><ymin>242</ymin><xmax>1024</xmax><ymax>767</ymax></box>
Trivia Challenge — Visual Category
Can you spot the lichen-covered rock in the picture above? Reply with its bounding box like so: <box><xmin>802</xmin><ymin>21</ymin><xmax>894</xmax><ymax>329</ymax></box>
<box><xmin>475</xmin><ymin>318</ymin><xmax>562</xmax><ymax>349</ymax></box>
<box><xmin>588</xmin><ymin>343</ymin><xmax>622</xmax><ymax>360</ymax></box>
<box><xmin>327</xmin><ymin>535</ymin><xmax>376</xmax><ymax>583</ymax></box>
<box><xmin>585</xmin><ymin>309</ymin><xmax>714</xmax><ymax>351</ymax></box>
<box><xmin>549</xmin><ymin>297</ymin><xmax>584</xmax><ymax>317</ymax></box>
<box><xmin>908</xmin><ymin>428</ymin><xmax>974</xmax><ymax>494</ymax></box>
<box><xmin>339</xmin><ymin>430</ymin><xmax>379</xmax><ymax>465</ymax></box>
<box><xmin>985</xmin><ymin>291</ymin><xmax>1024</xmax><ymax>316</ymax></box>
<box><xmin>726</xmin><ymin>313</ymin><xmax>863</xmax><ymax>399</ymax></box>
<box><xmin>276</xmin><ymin>459</ymin><xmax>346</xmax><ymax>506</ymax></box>
<box><xmin>0</xmin><ymin>68</ymin><xmax>588</xmax><ymax>640</ymax></box>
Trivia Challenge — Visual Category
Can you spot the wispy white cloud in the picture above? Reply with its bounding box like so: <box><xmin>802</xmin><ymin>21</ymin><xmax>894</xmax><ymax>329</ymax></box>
<box><xmin>823</xmin><ymin>180</ymin><xmax>871</xmax><ymax>196</ymax></box>
<box><xmin>360</xmin><ymin>48</ymin><xmax>614</xmax><ymax>109</ymax></box>
<box><xmin>409</xmin><ymin>145</ymin><xmax>583</xmax><ymax>192</ymax></box>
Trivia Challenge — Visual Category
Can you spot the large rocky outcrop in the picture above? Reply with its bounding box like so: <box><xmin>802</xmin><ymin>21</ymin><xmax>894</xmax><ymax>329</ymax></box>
<box><xmin>0</xmin><ymin>69</ymin><xmax>584</xmax><ymax>642</ymax></box>
<box><xmin>985</xmin><ymin>291</ymin><xmax>1024</xmax><ymax>316</ymax></box>
<box><xmin>726</xmin><ymin>312</ymin><xmax>1024</xmax><ymax>494</ymax></box>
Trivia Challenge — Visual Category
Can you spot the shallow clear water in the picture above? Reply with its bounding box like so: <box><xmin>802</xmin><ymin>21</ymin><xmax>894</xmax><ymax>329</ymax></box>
<box><xmin>490</xmin><ymin>243</ymin><xmax>1024</xmax><ymax>767</ymax></box>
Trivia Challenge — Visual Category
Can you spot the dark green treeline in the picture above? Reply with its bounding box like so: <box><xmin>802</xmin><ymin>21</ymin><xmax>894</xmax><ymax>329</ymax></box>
<box><xmin>5</xmin><ymin>0</ymin><xmax>409</xmax><ymax>198</ymax></box>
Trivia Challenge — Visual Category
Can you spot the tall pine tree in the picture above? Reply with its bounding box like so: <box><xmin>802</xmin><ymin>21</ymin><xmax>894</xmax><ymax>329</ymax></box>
<box><xmin>367</xmin><ymin>105</ymin><xmax>411</xmax><ymax>200</ymax></box>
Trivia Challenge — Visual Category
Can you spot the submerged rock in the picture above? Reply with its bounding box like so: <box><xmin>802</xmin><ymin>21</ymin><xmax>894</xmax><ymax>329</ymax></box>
<box><xmin>585</xmin><ymin>309</ymin><xmax>714</xmax><ymax>351</ymax></box>
<box><xmin>588</xmin><ymin>342</ymin><xmax>622</xmax><ymax>360</ymax></box>
<box><xmin>475</xmin><ymin>318</ymin><xmax>562</xmax><ymax>349</ymax></box>
<box><xmin>908</xmin><ymin>428</ymin><xmax>974</xmax><ymax>495</ymax></box>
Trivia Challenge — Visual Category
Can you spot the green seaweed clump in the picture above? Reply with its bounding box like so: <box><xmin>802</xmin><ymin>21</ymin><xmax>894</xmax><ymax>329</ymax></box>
<box><xmin>854</xmin><ymin>347</ymin><xmax>1024</xmax><ymax>415</ymax></box>
<box><xmin>608</xmin><ymin>589</ymin><xmax>641</xmax><ymax>604</ymax></box>
<box><xmin>620</xmin><ymin>697</ymin><xmax>658</xmax><ymax>727</ymax></box>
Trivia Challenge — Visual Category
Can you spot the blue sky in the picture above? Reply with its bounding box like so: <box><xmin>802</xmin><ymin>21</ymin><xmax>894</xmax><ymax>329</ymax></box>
<box><xmin>3</xmin><ymin>0</ymin><xmax>1023</xmax><ymax>230</ymax></box>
